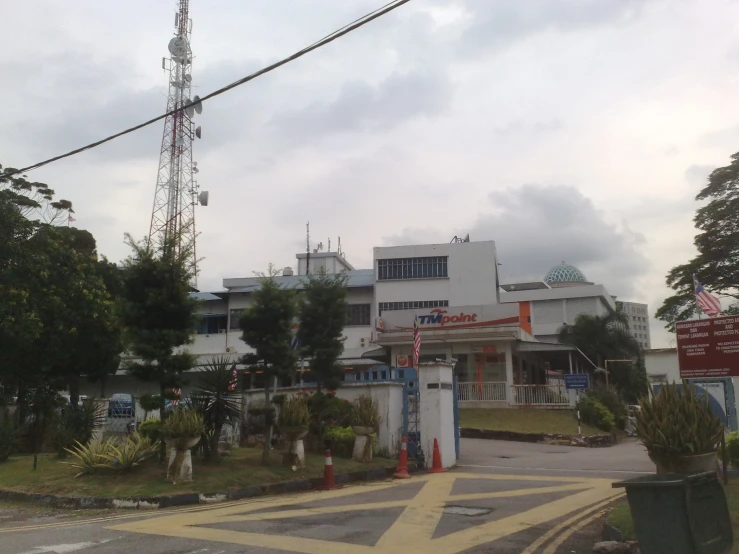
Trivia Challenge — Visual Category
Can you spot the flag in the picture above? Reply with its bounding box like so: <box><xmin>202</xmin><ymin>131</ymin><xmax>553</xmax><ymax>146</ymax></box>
<box><xmin>413</xmin><ymin>314</ymin><xmax>421</xmax><ymax>368</ymax></box>
<box><xmin>694</xmin><ymin>275</ymin><xmax>722</xmax><ymax>317</ymax></box>
<box><xmin>171</xmin><ymin>388</ymin><xmax>181</xmax><ymax>406</ymax></box>
<box><xmin>228</xmin><ymin>364</ymin><xmax>239</xmax><ymax>392</ymax></box>
<box><xmin>68</xmin><ymin>216</ymin><xmax>76</xmax><ymax>222</ymax></box>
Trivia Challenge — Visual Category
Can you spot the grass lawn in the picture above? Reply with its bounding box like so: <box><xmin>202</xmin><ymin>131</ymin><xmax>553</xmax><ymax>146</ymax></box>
<box><xmin>0</xmin><ymin>447</ymin><xmax>392</xmax><ymax>499</ymax></box>
<box><xmin>460</xmin><ymin>408</ymin><xmax>607</xmax><ymax>436</ymax></box>
<box><xmin>608</xmin><ymin>480</ymin><xmax>739</xmax><ymax>551</ymax></box>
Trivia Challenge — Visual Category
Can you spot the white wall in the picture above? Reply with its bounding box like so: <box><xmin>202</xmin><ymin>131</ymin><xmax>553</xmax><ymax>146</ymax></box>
<box><xmin>242</xmin><ymin>382</ymin><xmax>404</xmax><ymax>455</ymax></box>
<box><xmin>645</xmin><ymin>349</ymin><xmax>680</xmax><ymax>383</ymax></box>
<box><xmin>373</xmin><ymin>242</ymin><xmax>499</xmax><ymax>312</ymax></box>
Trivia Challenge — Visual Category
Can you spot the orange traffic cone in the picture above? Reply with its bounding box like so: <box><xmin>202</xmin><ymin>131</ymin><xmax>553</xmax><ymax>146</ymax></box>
<box><xmin>427</xmin><ymin>438</ymin><xmax>447</xmax><ymax>473</ymax></box>
<box><xmin>319</xmin><ymin>449</ymin><xmax>340</xmax><ymax>490</ymax></box>
<box><xmin>393</xmin><ymin>436</ymin><xmax>411</xmax><ymax>479</ymax></box>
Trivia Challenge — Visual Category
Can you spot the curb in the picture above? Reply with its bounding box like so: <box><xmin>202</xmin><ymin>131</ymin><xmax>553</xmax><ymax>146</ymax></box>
<box><xmin>460</xmin><ymin>428</ymin><xmax>616</xmax><ymax>447</ymax></box>
<box><xmin>0</xmin><ymin>466</ymin><xmax>398</xmax><ymax>510</ymax></box>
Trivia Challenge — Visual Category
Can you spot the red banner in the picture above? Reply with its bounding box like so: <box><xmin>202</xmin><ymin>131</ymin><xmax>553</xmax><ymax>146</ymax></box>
<box><xmin>677</xmin><ymin>315</ymin><xmax>739</xmax><ymax>378</ymax></box>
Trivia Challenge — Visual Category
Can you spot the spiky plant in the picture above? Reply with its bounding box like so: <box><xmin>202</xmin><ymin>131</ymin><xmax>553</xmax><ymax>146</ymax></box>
<box><xmin>278</xmin><ymin>396</ymin><xmax>311</xmax><ymax>430</ymax></box>
<box><xmin>635</xmin><ymin>383</ymin><xmax>722</xmax><ymax>471</ymax></box>
<box><xmin>351</xmin><ymin>395</ymin><xmax>380</xmax><ymax>430</ymax></box>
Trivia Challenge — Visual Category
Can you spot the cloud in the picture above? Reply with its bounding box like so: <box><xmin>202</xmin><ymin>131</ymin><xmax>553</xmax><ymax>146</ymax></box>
<box><xmin>384</xmin><ymin>184</ymin><xmax>649</xmax><ymax>298</ymax></box>
<box><xmin>685</xmin><ymin>164</ymin><xmax>715</xmax><ymax>189</ymax></box>
<box><xmin>267</xmin><ymin>71</ymin><xmax>453</xmax><ymax>147</ymax></box>
<box><xmin>456</xmin><ymin>0</ymin><xmax>646</xmax><ymax>57</ymax></box>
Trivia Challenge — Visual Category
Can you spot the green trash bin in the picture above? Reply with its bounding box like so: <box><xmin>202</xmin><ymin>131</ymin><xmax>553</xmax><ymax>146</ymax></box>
<box><xmin>612</xmin><ymin>472</ymin><xmax>733</xmax><ymax>554</ymax></box>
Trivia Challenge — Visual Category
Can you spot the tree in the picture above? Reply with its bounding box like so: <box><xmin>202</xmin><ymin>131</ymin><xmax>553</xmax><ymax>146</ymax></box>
<box><xmin>297</xmin><ymin>270</ymin><xmax>348</xmax><ymax>391</ymax></box>
<box><xmin>191</xmin><ymin>356</ymin><xmax>241</xmax><ymax>463</ymax></box>
<box><xmin>238</xmin><ymin>270</ymin><xmax>297</xmax><ymax>465</ymax></box>
<box><xmin>558</xmin><ymin>312</ymin><xmax>645</xmax><ymax>401</ymax></box>
<box><xmin>657</xmin><ymin>152</ymin><xmax>739</xmax><ymax>330</ymax></box>
<box><xmin>0</xmin><ymin>163</ymin><xmax>73</xmax><ymax>224</ymax></box>
<box><xmin>0</xmin><ymin>195</ymin><xmax>121</xmax><ymax>413</ymax></box>
<box><xmin>120</xmin><ymin>234</ymin><xmax>197</xmax><ymax>459</ymax></box>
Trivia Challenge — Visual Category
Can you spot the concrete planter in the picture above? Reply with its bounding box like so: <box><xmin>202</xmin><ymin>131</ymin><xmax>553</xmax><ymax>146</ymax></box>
<box><xmin>352</xmin><ymin>426</ymin><xmax>374</xmax><ymax>462</ymax></box>
<box><xmin>282</xmin><ymin>428</ymin><xmax>308</xmax><ymax>468</ymax></box>
<box><xmin>650</xmin><ymin>451</ymin><xmax>718</xmax><ymax>475</ymax></box>
<box><xmin>166</xmin><ymin>437</ymin><xmax>201</xmax><ymax>483</ymax></box>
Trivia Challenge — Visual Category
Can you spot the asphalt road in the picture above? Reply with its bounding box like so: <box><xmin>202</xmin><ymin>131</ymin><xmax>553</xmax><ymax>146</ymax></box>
<box><xmin>0</xmin><ymin>438</ymin><xmax>652</xmax><ymax>554</ymax></box>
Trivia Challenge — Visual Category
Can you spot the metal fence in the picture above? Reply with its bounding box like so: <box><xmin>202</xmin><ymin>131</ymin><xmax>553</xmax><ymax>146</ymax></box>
<box><xmin>510</xmin><ymin>384</ymin><xmax>570</xmax><ymax>407</ymax></box>
<box><xmin>457</xmin><ymin>381</ymin><xmax>507</xmax><ymax>403</ymax></box>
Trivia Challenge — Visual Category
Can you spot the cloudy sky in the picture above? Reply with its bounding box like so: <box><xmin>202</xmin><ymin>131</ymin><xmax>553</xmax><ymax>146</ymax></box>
<box><xmin>2</xmin><ymin>0</ymin><xmax>739</xmax><ymax>348</ymax></box>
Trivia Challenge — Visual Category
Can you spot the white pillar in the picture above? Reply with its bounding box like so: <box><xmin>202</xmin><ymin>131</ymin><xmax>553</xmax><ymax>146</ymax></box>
<box><xmin>505</xmin><ymin>344</ymin><xmax>514</xmax><ymax>405</ymax></box>
<box><xmin>418</xmin><ymin>361</ymin><xmax>456</xmax><ymax>469</ymax></box>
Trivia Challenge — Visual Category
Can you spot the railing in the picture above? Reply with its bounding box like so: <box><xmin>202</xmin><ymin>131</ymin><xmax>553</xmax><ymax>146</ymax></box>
<box><xmin>510</xmin><ymin>384</ymin><xmax>570</xmax><ymax>406</ymax></box>
<box><xmin>457</xmin><ymin>382</ymin><xmax>507</xmax><ymax>402</ymax></box>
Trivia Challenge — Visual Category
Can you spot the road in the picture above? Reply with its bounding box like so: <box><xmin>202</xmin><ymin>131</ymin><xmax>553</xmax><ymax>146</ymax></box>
<box><xmin>0</xmin><ymin>438</ymin><xmax>652</xmax><ymax>554</ymax></box>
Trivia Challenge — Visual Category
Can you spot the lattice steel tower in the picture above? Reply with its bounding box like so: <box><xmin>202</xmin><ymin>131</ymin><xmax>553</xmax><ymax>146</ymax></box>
<box><xmin>148</xmin><ymin>0</ymin><xmax>207</xmax><ymax>283</ymax></box>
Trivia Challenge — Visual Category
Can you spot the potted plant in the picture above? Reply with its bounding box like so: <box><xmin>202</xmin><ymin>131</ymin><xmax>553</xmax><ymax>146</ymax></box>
<box><xmin>161</xmin><ymin>409</ymin><xmax>204</xmax><ymax>483</ymax></box>
<box><xmin>635</xmin><ymin>383</ymin><xmax>722</xmax><ymax>474</ymax></box>
<box><xmin>351</xmin><ymin>395</ymin><xmax>379</xmax><ymax>463</ymax></box>
<box><xmin>278</xmin><ymin>396</ymin><xmax>310</xmax><ymax>468</ymax></box>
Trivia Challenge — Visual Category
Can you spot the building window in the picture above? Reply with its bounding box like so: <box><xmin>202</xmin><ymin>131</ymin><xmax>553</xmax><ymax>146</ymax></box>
<box><xmin>229</xmin><ymin>309</ymin><xmax>244</xmax><ymax>330</ymax></box>
<box><xmin>195</xmin><ymin>314</ymin><xmax>227</xmax><ymax>335</ymax></box>
<box><xmin>346</xmin><ymin>304</ymin><xmax>371</xmax><ymax>326</ymax></box>
<box><xmin>378</xmin><ymin>300</ymin><xmax>449</xmax><ymax>315</ymax></box>
<box><xmin>377</xmin><ymin>256</ymin><xmax>448</xmax><ymax>280</ymax></box>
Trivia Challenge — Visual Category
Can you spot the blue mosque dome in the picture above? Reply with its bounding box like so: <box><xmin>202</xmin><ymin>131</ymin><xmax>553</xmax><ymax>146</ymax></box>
<box><xmin>544</xmin><ymin>262</ymin><xmax>588</xmax><ymax>285</ymax></box>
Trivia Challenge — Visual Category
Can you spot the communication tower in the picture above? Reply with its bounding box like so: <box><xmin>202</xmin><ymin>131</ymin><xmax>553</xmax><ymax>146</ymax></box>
<box><xmin>148</xmin><ymin>0</ymin><xmax>207</xmax><ymax>283</ymax></box>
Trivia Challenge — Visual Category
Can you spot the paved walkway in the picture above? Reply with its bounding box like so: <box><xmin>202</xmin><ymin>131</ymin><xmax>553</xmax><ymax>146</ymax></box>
<box><xmin>0</xmin><ymin>439</ymin><xmax>651</xmax><ymax>553</ymax></box>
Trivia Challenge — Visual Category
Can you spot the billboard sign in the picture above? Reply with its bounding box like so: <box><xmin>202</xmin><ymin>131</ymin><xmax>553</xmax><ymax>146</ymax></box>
<box><xmin>676</xmin><ymin>316</ymin><xmax>739</xmax><ymax>378</ymax></box>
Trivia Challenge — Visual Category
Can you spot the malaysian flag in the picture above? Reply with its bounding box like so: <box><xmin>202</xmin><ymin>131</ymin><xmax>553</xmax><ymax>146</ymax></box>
<box><xmin>228</xmin><ymin>364</ymin><xmax>239</xmax><ymax>392</ymax></box>
<box><xmin>413</xmin><ymin>314</ymin><xmax>421</xmax><ymax>368</ymax></box>
<box><xmin>694</xmin><ymin>275</ymin><xmax>722</xmax><ymax>317</ymax></box>
<box><xmin>171</xmin><ymin>388</ymin><xmax>181</xmax><ymax>406</ymax></box>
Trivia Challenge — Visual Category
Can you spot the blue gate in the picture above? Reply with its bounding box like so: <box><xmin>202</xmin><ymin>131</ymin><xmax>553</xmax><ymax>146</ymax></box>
<box><xmin>399</xmin><ymin>368</ymin><xmax>421</xmax><ymax>460</ymax></box>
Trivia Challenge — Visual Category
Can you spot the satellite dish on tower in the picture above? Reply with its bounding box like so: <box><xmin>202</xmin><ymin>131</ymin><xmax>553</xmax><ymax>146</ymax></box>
<box><xmin>184</xmin><ymin>99</ymin><xmax>195</xmax><ymax>118</ymax></box>
<box><xmin>168</xmin><ymin>36</ymin><xmax>188</xmax><ymax>57</ymax></box>
<box><xmin>195</xmin><ymin>126</ymin><xmax>202</xmax><ymax>139</ymax></box>
<box><xmin>184</xmin><ymin>74</ymin><xmax>192</xmax><ymax>82</ymax></box>
<box><xmin>193</xmin><ymin>95</ymin><xmax>203</xmax><ymax>114</ymax></box>
<box><xmin>198</xmin><ymin>191</ymin><xmax>209</xmax><ymax>206</ymax></box>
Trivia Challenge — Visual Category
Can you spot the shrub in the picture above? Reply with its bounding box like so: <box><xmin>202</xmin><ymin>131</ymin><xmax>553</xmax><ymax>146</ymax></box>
<box><xmin>324</xmin><ymin>425</ymin><xmax>355</xmax><ymax>458</ymax></box>
<box><xmin>51</xmin><ymin>402</ymin><xmax>104</xmax><ymax>458</ymax></box>
<box><xmin>636</xmin><ymin>384</ymin><xmax>722</xmax><ymax>471</ymax></box>
<box><xmin>64</xmin><ymin>435</ymin><xmax>157</xmax><ymax>477</ymax></box>
<box><xmin>0</xmin><ymin>412</ymin><xmax>21</xmax><ymax>462</ymax></box>
<box><xmin>719</xmin><ymin>431</ymin><xmax>739</xmax><ymax>468</ymax></box>
<box><xmin>139</xmin><ymin>418</ymin><xmax>162</xmax><ymax>443</ymax></box>
<box><xmin>278</xmin><ymin>396</ymin><xmax>311</xmax><ymax>429</ymax></box>
<box><xmin>579</xmin><ymin>396</ymin><xmax>615</xmax><ymax>432</ymax></box>
<box><xmin>587</xmin><ymin>388</ymin><xmax>627</xmax><ymax>429</ymax></box>
<box><xmin>161</xmin><ymin>409</ymin><xmax>204</xmax><ymax>440</ymax></box>
<box><xmin>351</xmin><ymin>395</ymin><xmax>380</xmax><ymax>429</ymax></box>
<box><xmin>103</xmin><ymin>434</ymin><xmax>158</xmax><ymax>472</ymax></box>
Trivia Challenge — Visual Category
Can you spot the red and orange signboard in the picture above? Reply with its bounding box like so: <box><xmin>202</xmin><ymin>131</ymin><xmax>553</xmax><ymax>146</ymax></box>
<box><xmin>676</xmin><ymin>315</ymin><xmax>739</xmax><ymax>378</ymax></box>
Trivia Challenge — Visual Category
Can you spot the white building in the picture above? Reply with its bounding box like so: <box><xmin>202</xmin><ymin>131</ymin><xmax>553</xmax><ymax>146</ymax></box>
<box><xmin>92</xmin><ymin>241</ymin><xmax>645</xmax><ymax>408</ymax></box>
<box><xmin>617</xmin><ymin>301</ymin><xmax>652</xmax><ymax>349</ymax></box>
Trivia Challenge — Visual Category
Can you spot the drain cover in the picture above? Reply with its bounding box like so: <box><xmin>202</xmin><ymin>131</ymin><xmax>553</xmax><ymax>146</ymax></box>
<box><xmin>443</xmin><ymin>506</ymin><xmax>492</xmax><ymax>517</ymax></box>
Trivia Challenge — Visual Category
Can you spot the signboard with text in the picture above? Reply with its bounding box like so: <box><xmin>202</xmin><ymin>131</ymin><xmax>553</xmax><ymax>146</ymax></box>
<box><xmin>564</xmin><ymin>373</ymin><xmax>589</xmax><ymax>390</ymax></box>
<box><xmin>676</xmin><ymin>316</ymin><xmax>739</xmax><ymax>378</ymax></box>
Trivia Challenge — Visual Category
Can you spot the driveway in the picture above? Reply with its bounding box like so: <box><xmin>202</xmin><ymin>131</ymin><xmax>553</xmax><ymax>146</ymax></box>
<box><xmin>0</xmin><ymin>438</ymin><xmax>652</xmax><ymax>554</ymax></box>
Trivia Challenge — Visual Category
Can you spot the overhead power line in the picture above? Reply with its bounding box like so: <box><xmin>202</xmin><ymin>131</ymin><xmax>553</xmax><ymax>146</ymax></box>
<box><xmin>0</xmin><ymin>0</ymin><xmax>411</xmax><ymax>180</ymax></box>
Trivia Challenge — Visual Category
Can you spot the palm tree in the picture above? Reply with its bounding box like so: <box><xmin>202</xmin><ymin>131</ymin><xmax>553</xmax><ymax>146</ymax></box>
<box><xmin>558</xmin><ymin>312</ymin><xmax>644</xmax><ymax>398</ymax></box>
<box><xmin>191</xmin><ymin>356</ymin><xmax>241</xmax><ymax>462</ymax></box>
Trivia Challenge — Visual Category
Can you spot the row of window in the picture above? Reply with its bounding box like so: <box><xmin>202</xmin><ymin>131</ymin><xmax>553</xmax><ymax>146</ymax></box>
<box><xmin>196</xmin><ymin>305</ymin><xmax>372</xmax><ymax>335</ymax></box>
<box><xmin>377</xmin><ymin>256</ymin><xmax>448</xmax><ymax>281</ymax></box>
<box><xmin>378</xmin><ymin>299</ymin><xmax>449</xmax><ymax>315</ymax></box>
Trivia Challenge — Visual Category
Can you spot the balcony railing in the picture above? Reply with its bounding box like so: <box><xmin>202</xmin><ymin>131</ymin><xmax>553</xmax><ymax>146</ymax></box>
<box><xmin>457</xmin><ymin>381</ymin><xmax>507</xmax><ymax>402</ymax></box>
<box><xmin>510</xmin><ymin>384</ymin><xmax>570</xmax><ymax>406</ymax></box>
